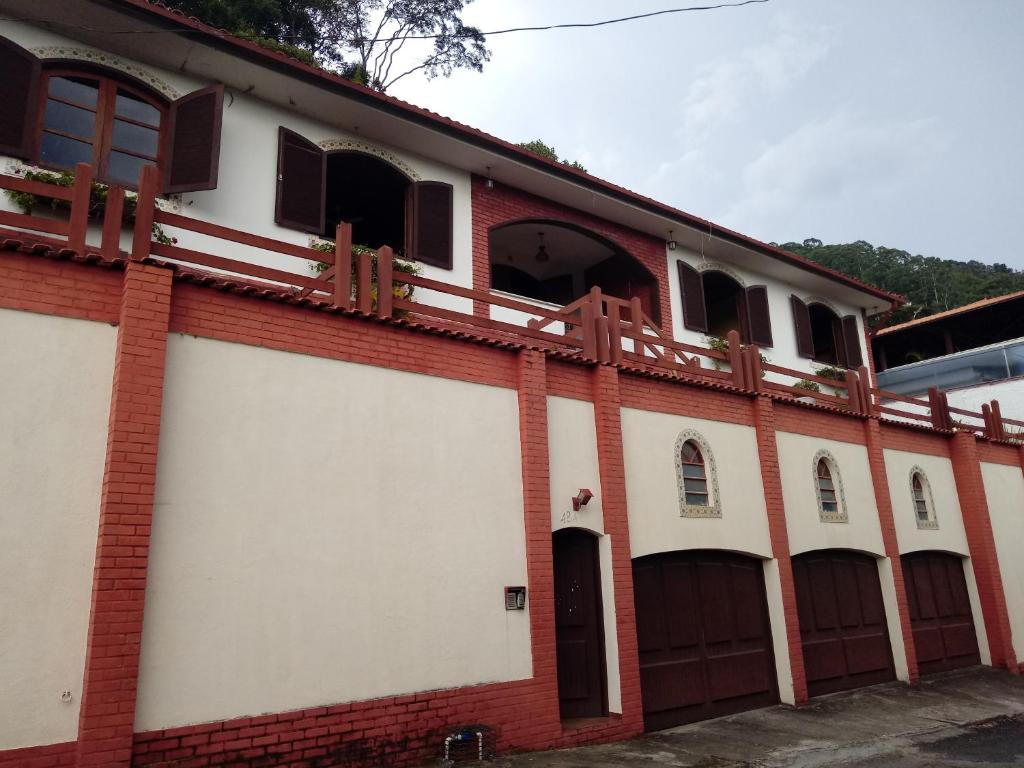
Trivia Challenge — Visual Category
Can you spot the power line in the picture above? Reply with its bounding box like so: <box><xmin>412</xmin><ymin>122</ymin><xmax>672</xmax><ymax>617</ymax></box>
<box><xmin>0</xmin><ymin>1</ymin><xmax>770</xmax><ymax>42</ymax></box>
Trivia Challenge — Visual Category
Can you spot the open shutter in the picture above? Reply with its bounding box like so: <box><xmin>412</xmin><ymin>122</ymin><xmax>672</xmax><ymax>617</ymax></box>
<box><xmin>677</xmin><ymin>261</ymin><xmax>708</xmax><ymax>332</ymax></box>
<box><xmin>0</xmin><ymin>36</ymin><xmax>41</xmax><ymax>159</ymax></box>
<box><xmin>275</xmin><ymin>127</ymin><xmax>325</xmax><ymax>233</ymax></box>
<box><xmin>407</xmin><ymin>181</ymin><xmax>453</xmax><ymax>268</ymax></box>
<box><xmin>791</xmin><ymin>295</ymin><xmax>814</xmax><ymax>358</ymax></box>
<box><xmin>164</xmin><ymin>84</ymin><xmax>224</xmax><ymax>193</ymax></box>
<box><xmin>745</xmin><ymin>285</ymin><xmax>773</xmax><ymax>347</ymax></box>
<box><xmin>841</xmin><ymin>315</ymin><xmax>864</xmax><ymax>368</ymax></box>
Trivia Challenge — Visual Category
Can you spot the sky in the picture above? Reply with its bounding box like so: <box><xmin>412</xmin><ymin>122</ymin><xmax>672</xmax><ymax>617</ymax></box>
<box><xmin>391</xmin><ymin>0</ymin><xmax>1024</xmax><ymax>268</ymax></box>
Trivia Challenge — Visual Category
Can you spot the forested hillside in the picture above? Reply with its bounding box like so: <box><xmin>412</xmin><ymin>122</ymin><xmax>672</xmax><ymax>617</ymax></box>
<box><xmin>777</xmin><ymin>239</ymin><xmax>1024</xmax><ymax>325</ymax></box>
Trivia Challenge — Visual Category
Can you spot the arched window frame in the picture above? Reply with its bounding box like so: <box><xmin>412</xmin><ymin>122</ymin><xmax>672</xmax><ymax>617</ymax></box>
<box><xmin>909</xmin><ymin>466</ymin><xmax>938</xmax><ymax>530</ymax></box>
<box><xmin>813</xmin><ymin>449</ymin><xmax>848</xmax><ymax>523</ymax></box>
<box><xmin>33</xmin><ymin>64</ymin><xmax>168</xmax><ymax>189</ymax></box>
<box><xmin>675</xmin><ymin>430</ymin><xmax>721</xmax><ymax>518</ymax></box>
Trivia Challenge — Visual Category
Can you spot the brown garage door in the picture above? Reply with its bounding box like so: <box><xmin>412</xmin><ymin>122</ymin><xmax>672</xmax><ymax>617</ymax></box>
<box><xmin>633</xmin><ymin>550</ymin><xmax>778</xmax><ymax>731</ymax></box>
<box><xmin>903</xmin><ymin>551</ymin><xmax>980</xmax><ymax>675</ymax></box>
<box><xmin>793</xmin><ymin>550</ymin><xmax>896</xmax><ymax>698</ymax></box>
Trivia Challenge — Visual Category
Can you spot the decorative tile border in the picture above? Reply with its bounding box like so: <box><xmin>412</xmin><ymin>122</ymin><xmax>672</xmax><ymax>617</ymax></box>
<box><xmin>813</xmin><ymin>448</ymin><xmax>848</xmax><ymax>523</ymax></box>
<box><xmin>909</xmin><ymin>465</ymin><xmax>939</xmax><ymax>530</ymax></box>
<box><xmin>317</xmin><ymin>139</ymin><xmax>420</xmax><ymax>180</ymax></box>
<box><xmin>694</xmin><ymin>259</ymin><xmax>746</xmax><ymax>287</ymax></box>
<box><xmin>675</xmin><ymin>429</ymin><xmax>721</xmax><ymax>518</ymax></box>
<box><xmin>31</xmin><ymin>46</ymin><xmax>182</xmax><ymax>99</ymax></box>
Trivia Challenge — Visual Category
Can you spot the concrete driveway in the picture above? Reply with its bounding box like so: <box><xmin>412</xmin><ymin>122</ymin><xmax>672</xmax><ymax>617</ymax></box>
<box><xmin>498</xmin><ymin>668</ymin><xmax>1024</xmax><ymax>767</ymax></box>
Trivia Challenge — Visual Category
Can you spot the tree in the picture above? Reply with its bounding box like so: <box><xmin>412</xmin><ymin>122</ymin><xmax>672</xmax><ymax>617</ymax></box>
<box><xmin>516</xmin><ymin>139</ymin><xmax>587</xmax><ymax>173</ymax></box>
<box><xmin>163</xmin><ymin>0</ymin><xmax>490</xmax><ymax>91</ymax></box>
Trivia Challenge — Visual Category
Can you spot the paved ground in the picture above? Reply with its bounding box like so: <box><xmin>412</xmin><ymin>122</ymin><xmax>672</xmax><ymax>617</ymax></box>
<box><xmin>495</xmin><ymin>668</ymin><xmax>1024</xmax><ymax>767</ymax></box>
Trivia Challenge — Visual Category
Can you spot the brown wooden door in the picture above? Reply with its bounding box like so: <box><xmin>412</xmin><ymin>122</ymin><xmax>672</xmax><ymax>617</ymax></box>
<box><xmin>903</xmin><ymin>551</ymin><xmax>980</xmax><ymax>675</ymax></box>
<box><xmin>793</xmin><ymin>550</ymin><xmax>896</xmax><ymax>697</ymax></box>
<box><xmin>633</xmin><ymin>551</ymin><xmax>778</xmax><ymax>731</ymax></box>
<box><xmin>553</xmin><ymin>529</ymin><xmax>607</xmax><ymax>719</ymax></box>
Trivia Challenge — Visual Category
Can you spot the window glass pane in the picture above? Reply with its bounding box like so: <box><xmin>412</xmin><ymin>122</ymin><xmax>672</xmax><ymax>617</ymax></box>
<box><xmin>818</xmin><ymin>478</ymin><xmax>834</xmax><ymax>491</ymax></box>
<box><xmin>107</xmin><ymin>152</ymin><xmax>153</xmax><ymax>186</ymax></box>
<box><xmin>48</xmin><ymin>76</ymin><xmax>100</xmax><ymax>107</ymax></box>
<box><xmin>682</xmin><ymin>464</ymin><xmax>706</xmax><ymax>479</ymax></box>
<box><xmin>40</xmin><ymin>132</ymin><xmax>93</xmax><ymax>168</ymax></box>
<box><xmin>822</xmin><ymin>501</ymin><xmax>838</xmax><ymax>513</ymax></box>
<box><xmin>112</xmin><ymin>119</ymin><xmax>159</xmax><ymax>157</ymax></box>
<box><xmin>684</xmin><ymin>478</ymin><xmax>708</xmax><ymax>495</ymax></box>
<box><xmin>43</xmin><ymin>99</ymin><xmax>97</xmax><ymax>140</ymax></box>
<box><xmin>1007</xmin><ymin>342</ymin><xmax>1024</xmax><ymax>378</ymax></box>
<box><xmin>915</xmin><ymin>501</ymin><xmax>929</xmax><ymax>518</ymax></box>
<box><xmin>115</xmin><ymin>90</ymin><xmax>161</xmax><ymax>126</ymax></box>
<box><xmin>685</xmin><ymin>493</ymin><xmax>709</xmax><ymax>506</ymax></box>
<box><xmin>820</xmin><ymin>489</ymin><xmax>836</xmax><ymax>503</ymax></box>
<box><xmin>681</xmin><ymin>442</ymin><xmax>701</xmax><ymax>463</ymax></box>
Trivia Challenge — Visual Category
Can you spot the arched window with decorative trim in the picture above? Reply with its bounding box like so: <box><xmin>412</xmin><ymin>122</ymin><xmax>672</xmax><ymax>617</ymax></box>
<box><xmin>910</xmin><ymin>467</ymin><xmax>938</xmax><ymax>529</ymax></box>
<box><xmin>813</xmin><ymin>450</ymin><xmax>847</xmax><ymax>523</ymax></box>
<box><xmin>675</xmin><ymin>431</ymin><xmax>721</xmax><ymax>518</ymax></box>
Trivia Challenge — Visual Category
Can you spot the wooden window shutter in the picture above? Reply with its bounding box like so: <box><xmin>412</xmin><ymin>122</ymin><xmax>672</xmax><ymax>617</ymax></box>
<box><xmin>407</xmin><ymin>181</ymin><xmax>453</xmax><ymax>268</ymax></box>
<box><xmin>275</xmin><ymin>127</ymin><xmax>325</xmax><ymax>233</ymax></box>
<box><xmin>841</xmin><ymin>314</ymin><xmax>864</xmax><ymax>368</ymax></box>
<box><xmin>791</xmin><ymin>295</ymin><xmax>814</xmax><ymax>358</ymax></box>
<box><xmin>677</xmin><ymin>261</ymin><xmax>708</xmax><ymax>332</ymax></box>
<box><xmin>164</xmin><ymin>84</ymin><xmax>225</xmax><ymax>193</ymax></box>
<box><xmin>0</xmin><ymin>36</ymin><xmax>41</xmax><ymax>159</ymax></box>
<box><xmin>745</xmin><ymin>285</ymin><xmax>773</xmax><ymax>347</ymax></box>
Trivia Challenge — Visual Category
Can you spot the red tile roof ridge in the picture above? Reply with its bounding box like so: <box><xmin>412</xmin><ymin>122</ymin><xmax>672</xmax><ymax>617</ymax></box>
<box><xmin>876</xmin><ymin>290</ymin><xmax>1024</xmax><ymax>335</ymax></box>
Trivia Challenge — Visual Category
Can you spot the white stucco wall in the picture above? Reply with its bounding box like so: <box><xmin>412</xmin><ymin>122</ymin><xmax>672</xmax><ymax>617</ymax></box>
<box><xmin>620</xmin><ymin>408</ymin><xmax>772</xmax><ymax>559</ymax></box>
<box><xmin>980</xmin><ymin>461</ymin><xmax>1024</xmax><ymax>662</ymax></box>
<box><xmin>883</xmin><ymin>450</ymin><xmax>970</xmax><ymax>556</ymax></box>
<box><xmin>0</xmin><ymin>22</ymin><xmax>473</xmax><ymax>313</ymax></box>
<box><xmin>135</xmin><ymin>335</ymin><xmax>531</xmax><ymax>731</ymax></box>
<box><xmin>0</xmin><ymin>308</ymin><xmax>115</xmax><ymax>750</ymax></box>
<box><xmin>548</xmin><ymin>396</ymin><xmax>603</xmax><ymax>534</ymax></box>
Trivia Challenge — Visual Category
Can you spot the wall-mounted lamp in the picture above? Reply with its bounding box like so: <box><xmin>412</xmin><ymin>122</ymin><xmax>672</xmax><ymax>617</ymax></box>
<box><xmin>667</xmin><ymin>230</ymin><xmax>678</xmax><ymax>251</ymax></box>
<box><xmin>572</xmin><ymin>488</ymin><xmax>594</xmax><ymax>512</ymax></box>
<box><xmin>485</xmin><ymin>166</ymin><xmax>495</xmax><ymax>190</ymax></box>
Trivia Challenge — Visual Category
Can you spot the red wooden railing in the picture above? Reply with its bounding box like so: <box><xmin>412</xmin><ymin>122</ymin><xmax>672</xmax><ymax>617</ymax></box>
<box><xmin>1</xmin><ymin>162</ymin><xmax>1021</xmax><ymax>443</ymax></box>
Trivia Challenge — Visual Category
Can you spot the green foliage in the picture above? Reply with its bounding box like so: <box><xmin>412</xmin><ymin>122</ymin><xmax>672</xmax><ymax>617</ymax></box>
<box><xmin>5</xmin><ymin>169</ymin><xmax>173</xmax><ymax>245</ymax></box>
<box><xmin>311</xmin><ymin>241</ymin><xmax>420</xmax><ymax>313</ymax></box>
<box><xmin>812</xmin><ymin>364</ymin><xmax>847</xmax><ymax>383</ymax></box>
<box><xmin>778</xmin><ymin>238</ymin><xmax>1024</xmax><ymax>328</ymax></box>
<box><xmin>793</xmin><ymin>379</ymin><xmax>821</xmax><ymax>393</ymax></box>
<box><xmin>704</xmin><ymin>334</ymin><xmax>768</xmax><ymax>374</ymax></box>
<box><xmin>516</xmin><ymin>139</ymin><xmax>588</xmax><ymax>173</ymax></box>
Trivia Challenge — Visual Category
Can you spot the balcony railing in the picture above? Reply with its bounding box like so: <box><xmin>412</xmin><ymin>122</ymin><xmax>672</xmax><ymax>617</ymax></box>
<box><xmin>2</xmin><ymin>163</ymin><xmax>1023</xmax><ymax>443</ymax></box>
<box><xmin>877</xmin><ymin>338</ymin><xmax>1024</xmax><ymax>397</ymax></box>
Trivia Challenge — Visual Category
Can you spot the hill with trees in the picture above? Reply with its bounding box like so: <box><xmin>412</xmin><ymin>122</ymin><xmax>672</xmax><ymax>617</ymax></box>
<box><xmin>777</xmin><ymin>239</ymin><xmax>1024</xmax><ymax>326</ymax></box>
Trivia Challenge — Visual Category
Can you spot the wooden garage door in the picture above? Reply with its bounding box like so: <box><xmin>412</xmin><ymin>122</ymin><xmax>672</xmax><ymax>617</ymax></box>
<box><xmin>633</xmin><ymin>551</ymin><xmax>778</xmax><ymax>731</ymax></box>
<box><xmin>793</xmin><ymin>550</ymin><xmax>896</xmax><ymax>697</ymax></box>
<box><xmin>903</xmin><ymin>551</ymin><xmax>980</xmax><ymax>675</ymax></box>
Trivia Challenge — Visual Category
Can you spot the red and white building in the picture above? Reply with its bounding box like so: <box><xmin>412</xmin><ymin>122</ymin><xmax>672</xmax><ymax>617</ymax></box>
<box><xmin>1</xmin><ymin>2</ymin><xmax>1022</xmax><ymax>767</ymax></box>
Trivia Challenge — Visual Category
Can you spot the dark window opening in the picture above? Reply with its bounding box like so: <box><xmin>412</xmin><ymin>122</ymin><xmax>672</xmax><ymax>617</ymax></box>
<box><xmin>817</xmin><ymin>459</ymin><xmax>838</xmax><ymax>515</ymax></box>
<box><xmin>912</xmin><ymin>474</ymin><xmax>930</xmax><ymax>522</ymax></box>
<box><xmin>702</xmin><ymin>271</ymin><xmax>745</xmax><ymax>340</ymax></box>
<box><xmin>324</xmin><ymin>152</ymin><xmax>409</xmax><ymax>250</ymax></box>
<box><xmin>809</xmin><ymin>303</ymin><xmax>845</xmax><ymax>366</ymax></box>
<box><xmin>680</xmin><ymin>440</ymin><xmax>709</xmax><ymax>507</ymax></box>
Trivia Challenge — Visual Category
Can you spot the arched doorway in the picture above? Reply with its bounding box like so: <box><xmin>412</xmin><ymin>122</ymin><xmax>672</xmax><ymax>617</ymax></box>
<box><xmin>553</xmin><ymin>528</ymin><xmax>607</xmax><ymax>719</ymax></box>
<box><xmin>324</xmin><ymin>151</ymin><xmax>410</xmax><ymax>249</ymax></box>
<box><xmin>632</xmin><ymin>550</ymin><xmax>777</xmax><ymax>730</ymax></box>
<box><xmin>489</xmin><ymin>220</ymin><xmax>660</xmax><ymax>323</ymax></box>
<box><xmin>792</xmin><ymin>549</ymin><xmax>896</xmax><ymax>697</ymax></box>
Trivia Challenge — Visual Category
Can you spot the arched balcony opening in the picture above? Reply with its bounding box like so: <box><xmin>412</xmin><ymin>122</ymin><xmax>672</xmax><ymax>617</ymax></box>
<box><xmin>489</xmin><ymin>219</ymin><xmax>660</xmax><ymax>324</ymax></box>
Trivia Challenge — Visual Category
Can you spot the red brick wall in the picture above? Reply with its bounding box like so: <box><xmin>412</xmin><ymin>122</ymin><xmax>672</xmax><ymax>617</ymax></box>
<box><xmin>949</xmin><ymin>432</ymin><xmax>1018</xmax><ymax>671</ymax></box>
<box><xmin>546</xmin><ymin>359</ymin><xmax>593</xmax><ymax>401</ymax></box>
<box><xmin>0</xmin><ymin>250</ymin><xmax>120</xmax><ymax>322</ymax></box>
<box><xmin>879</xmin><ymin>423</ymin><xmax>951</xmax><ymax>457</ymax></box>
<box><xmin>977</xmin><ymin>441</ymin><xmax>1021</xmax><ymax>466</ymax></box>
<box><xmin>77</xmin><ymin>264</ymin><xmax>173</xmax><ymax>767</ymax></box>
<box><xmin>471</xmin><ymin>177</ymin><xmax>671</xmax><ymax>329</ymax></box>
<box><xmin>0</xmin><ymin>741</ymin><xmax>76</xmax><ymax>768</ymax></box>
<box><xmin>619</xmin><ymin>374</ymin><xmax>754</xmax><ymax>425</ymax></box>
<box><xmin>774</xmin><ymin>403</ymin><xmax>866</xmax><ymax>443</ymax></box>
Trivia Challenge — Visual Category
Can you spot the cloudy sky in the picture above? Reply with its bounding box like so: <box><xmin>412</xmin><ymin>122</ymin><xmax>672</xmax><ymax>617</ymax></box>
<box><xmin>393</xmin><ymin>0</ymin><xmax>1024</xmax><ymax>268</ymax></box>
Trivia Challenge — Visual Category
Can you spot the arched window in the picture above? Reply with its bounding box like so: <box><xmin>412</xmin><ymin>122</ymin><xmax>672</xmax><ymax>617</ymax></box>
<box><xmin>813</xmin><ymin>450</ymin><xmax>847</xmax><ymax>522</ymax></box>
<box><xmin>324</xmin><ymin>151</ymin><xmax>410</xmax><ymax>248</ymax></box>
<box><xmin>675</xmin><ymin>431</ymin><xmax>720</xmax><ymax>518</ymax></box>
<box><xmin>35</xmin><ymin>68</ymin><xmax>166</xmax><ymax>187</ymax></box>
<box><xmin>910</xmin><ymin>468</ymin><xmax>938</xmax><ymax>529</ymax></box>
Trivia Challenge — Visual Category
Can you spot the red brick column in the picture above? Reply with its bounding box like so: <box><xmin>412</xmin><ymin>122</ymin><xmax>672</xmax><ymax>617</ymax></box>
<box><xmin>950</xmin><ymin>431</ymin><xmax>1018</xmax><ymax>671</ymax></box>
<box><xmin>590</xmin><ymin>365</ymin><xmax>644</xmax><ymax>733</ymax></box>
<box><xmin>76</xmin><ymin>263</ymin><xmax>173</xmax><ymax>767</ymax></box>
<box><xmin>863</xmin><ymin>418</ymin><xmax>920</xmax><ymax>683</ymax></box>
<box><xmin>751</xmin><ymin>395</ymin><xmax>808</xmax><ymax>704</ymax></box>
<box><xmin>515</xmin><ymin>349</ymin><xmax>562</xmax><ymax>739</ymax></box>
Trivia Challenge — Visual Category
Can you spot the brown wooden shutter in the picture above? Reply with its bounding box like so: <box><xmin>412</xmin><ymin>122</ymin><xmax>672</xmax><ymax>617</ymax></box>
<box><xmin>275</xmin><ymin>127</ymin><xmax>325</xmax><ymax>233</ymax></box>
<box><xmin>791</xmin><ymin>295</ymin><xmax>814</xmax><ymax>358</ymax></box>
<box><xmin>407</xmin><ymin>181</ymin><xmax>453</xmax><ymax>269</ymax></box>
<box><xmin>0</xmin><ymin>36</ymin><xmax>41</xmax><ymax>159</ymax></box>
<box><xmin>677</xmin><ymin>261</ymin><xmax>708</xmax><ymax>332</ymax></box>
<box><xmin>745</xmin><ymin>285</ymin><xmax>773</xmax><ymax>347</ymax></box>
<box><xmin>841</xmin><ymin>314</ymin><xmax>864</xmax><ymax>368</ymax></box>
<box><xmin>164</xmin><ymin>84</ymin><xmax>224</xmax><ymax>193</ymax></box>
